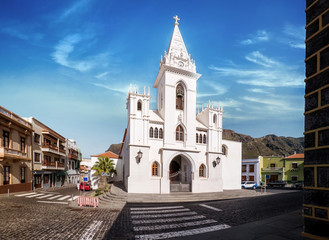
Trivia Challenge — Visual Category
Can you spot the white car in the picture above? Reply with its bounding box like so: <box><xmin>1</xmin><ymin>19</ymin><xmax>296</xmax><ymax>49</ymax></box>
<box><xmin>241</xmin><ymin>181</ymin><xmax>257</xmax><ymax>189</ymax></box>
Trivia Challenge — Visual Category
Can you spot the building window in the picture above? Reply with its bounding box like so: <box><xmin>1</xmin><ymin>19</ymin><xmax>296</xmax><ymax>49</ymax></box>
<box><xmin>249</xmin><ymin>175</ymin><xmax>254</xmax><ymax>181</ymax></box>
<box><xmin>196</xmin><ymin>133</ymin><xmax>198</xmax><ymax>143</ymax></box>
<box><xmin>159</xmin><ymin>128</ymin><xmax>163</xmax><ymax>139</ymax></box>
<box><xmin>34</xmin><ymin>152</ymin><xmax>41</xmax><ymax>163</ymax></box>
<box><xmin>154</xmin><ymin>128</ymin><xmax>158</xmax><ymax>138</ymax></box>
<box><xmin>213</xmin><ymin>114</ymin><xmax>217</xmax><ymax>124</ymax></box>
<box><xmin>249</xmin><ymin>164</ymin><xmax>254</xmax><ymax>173</ymax></box>
<box><xmin>242</xmin><ymin>165</ymin><xmax>247</xmax><ymax>172</ymax></box>
<box><xmin>20</xmin><ymin>137</ymin><xmax>25</xmax><ymax>152</ymax></box>
<box><xmin>3</xmin><ymin>130</ymin><xmax>9</xmax><ymax>148</ymax></box>
<box><xmin>199</xmin><ymin>164</ymin><xmax>205</xmax><ymax>177</ymax></box>
<box><xmin>176</xmin><ymin>84</ymin><xmax>184</xmax><ymax>110</ymax></box>
<box><xmin>270</xmin><ymin>163</ymin><xmax>276</xmax><ymax>168</ymax></box>
<box><xmin>291</xmin><ymin>176</ymin><xmax>298</xmax><ymax>182</ymax></box>
<box><xmin>21</xmin><ymin>167</ymin><xmax>26</xmax><ymax>183</ymax></box>
<box><xmin>43</xmin><ymin>155</ymin><xmax>51</xmax><ymax>164</ymax></box>
<box><xmin>222</xmin><ymin>145</ymin><xmax>228</xmax><ymax>156</ymax></box>
<box><xmin>292</xmin><ymin>163</ymin><xmax>298</xmax><ymax>169</ymax></box>
<box><xmin>203</xmin><ymin>134</ymin><xmax>206</xmax><ymax>144</ymax></box>
<box><xmin>34</xmin><ymin>133</ymin><xmax>40</xmax><ymax>144</ymax></box>
<box><xmin>152</xmin><ymin>162</ymin><xmax>159</xmax><ymax>176</ymax></box>
<box><xmin>242</xmin><ymin>175</ymin><xmax>247</xmax><ymax>181</ymax></box>
<box><xmin>149</xmin><ymin>127</ymin><xmax>153</xmax><ymax>138</ymax></box>
<box><xmin>137</xmin><ymin>101</ymin><xmax>142</xmax><ymax>111</ymax></box>
<box><xmin>4</xmin><ymin>166</ymin><xmax>10</xmax><ymax>185</ymax></box>
<box><xmin>176</xmin><ymin>125</ymin><xmax>184</xmax><ymax>141</ymax></box>
<box><xmin>199</xmin><ymin>134</ymin><xmax>202</xmax><ymax>143</ymax></box>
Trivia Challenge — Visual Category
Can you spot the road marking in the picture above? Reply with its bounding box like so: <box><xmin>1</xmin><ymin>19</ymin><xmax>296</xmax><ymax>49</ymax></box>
<box><xmin>79</xmin><ymin>220</ymin><xmax>103</xmax><ymax>240</ymax></box>
<box><xmin>199</xmin><ymin>204</ymin><xmax>222</xmax><ymax>212</ymax></box>
<box><xmin>134</xmin><ymin>219</ymin><xmax>218</xmax><ymax>231</ymax></box>
<box><xmin>15</xmin><ymin>192</ymin><xmax>39</xmax><ymax>197</ymax></box>
<box><xmin>130</xmin><ymin>206</ymin><xmax>184</xmax><ymax>211</ymax></box>
<box><xmin>25</xmin><ymin>193</ymin><xmax>45</xmax><ymax>198</ymax></box>
<box><xmin>57</xmin><ymin>195</ymin><xmax>71</xmax><ymax>201</ymax></box>
<box><xmin>131</xmin><ymin>211</ymin><xmax>197</xmax><ymax>219</ymax></box>
<box><xmin>131</xmin><ymin>208</ymin><xmax>189</xmax><ymax>214</ymax></box>
<box><xmin>134</xmin><ymin>224</ymin><xmax>231</xmax><ymax>240</ymax></box>
<box><xmin>68</xmin><ymin>196</ymin><xmax>79</xmax><ymax>201</ymax></box>
<box><xmin>37</xmin><ymin>201</ymin><xmax>68</xmax><ymax>205</ymax></box>
<box><xmin>132</xmin><ymin>215</ymin><xmax>206</xmax><ymax>225</ymax></box>
<box><xmin>47</xmin><ymin>195</ymin><xmax>63</xmax><ymax>200</ymax></box>
<box><xmin>36</xmin><ymin>194</ymin><xmax>55</xmax><ymax>199</ymax></box>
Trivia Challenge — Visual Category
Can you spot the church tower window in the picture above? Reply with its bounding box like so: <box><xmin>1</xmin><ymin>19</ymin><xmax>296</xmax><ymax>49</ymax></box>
<box><xmin>203</xmin><ymin>134</ymin><xmax>206</xmax><ymax>144</ymax></box>
<box><xmin>222</xmin><ymin>145</ymin><xmax>228</xmax><ymax>156</ymax></box>
<box><xmin>176</xmin><ymin>84</ymin><xmax>184</xmax><ymax>110</ymax></box>
<box><xmin>196</xmin><ymin>133</ymin><xmax>198</xmax><ymax>143</ymax></box>
<box><xmin>137</xmin><ymin>100</ymin><xmax>142</xmax><ymax>111</ymax></box>
<box><xmin>152</xmin><ymin>162</ymin><xmax>159</xmax><ymax>176</ymax></box>
<box><xmin>159</xmin><ymin>128</ymin><xmax>163</xmax><ymax>139</ymax></box>
<box><xmin>213</xmin><ymin>114</ymin><xmax>217</xmax><ymax>124</ymax></box>
<box><xmin>176</xmin><ymin>125</ymin><xmax>184</xmax><ymax>141</ymax></box>
<box><xmin>149</xmin><ymin>127</ymin><xmax>153</xmax><ymax>138</ymax></box>
<box><xmin>199</xmin><ymin>134</ymin><xmax>202</xmax><ymax>143</ymax></box>
<box><xmin>154</xmin><ymin>128</ymin><xmax>159</xmax><ymax>138</ymax></box>
<box><xmin>199</xmin><ymin>164</ymin><xmax>205</xmax><ymax>177</ymax></box>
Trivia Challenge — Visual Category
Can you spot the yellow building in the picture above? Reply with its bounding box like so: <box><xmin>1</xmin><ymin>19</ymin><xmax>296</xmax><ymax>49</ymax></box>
<box><xmin>0</xmin><ymin>106</ymin><xmax>33</xmax><ymax>193</ymax></box>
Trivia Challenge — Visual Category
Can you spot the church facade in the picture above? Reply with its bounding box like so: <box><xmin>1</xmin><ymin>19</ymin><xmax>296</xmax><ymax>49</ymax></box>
<box><xmin>121</xmin><ymin>16</ymin><xmax>241</xmax><ymax>194</ymax></box>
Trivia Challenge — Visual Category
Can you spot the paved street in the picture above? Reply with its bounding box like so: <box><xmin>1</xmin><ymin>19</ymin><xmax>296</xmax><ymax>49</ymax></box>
<box><xmin>0</xmin><ymin>188</ymin><xmax>302</xmax><ymax>240</ymax></box>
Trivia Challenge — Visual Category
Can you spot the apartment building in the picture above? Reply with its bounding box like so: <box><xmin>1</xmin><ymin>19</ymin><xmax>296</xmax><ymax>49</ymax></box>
<box><xmin>0</xmin><ymin>106</ymin><xmax>33</xmax><ymax>194</ymax></box>
<box><xmin>24</xmin><ymin>117</ymin><xmax>66</xmax><ymax>189</ymax></box>
<box><xmin>241</xmin><ymin>157</ymin><xmax>260</xmax><ymax>185</ymax></box>
<box><xmin>66</xmin><ymin>139</ymin><xmax>81</xmax><ymax>185</ymax></box>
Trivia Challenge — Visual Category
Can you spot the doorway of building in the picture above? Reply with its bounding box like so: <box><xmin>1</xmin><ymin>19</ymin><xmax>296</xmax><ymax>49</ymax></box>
<box><xmin>169</xmin><ymin>155</ymin><xmax>192</xmax><ymax>192</ymax></box>
<box><xmin>34</xmin><ymin>175</ymin><xmax>42</xmax><ymax>188</ymax></box>
<box><xmin>266</xmin><ymin>174</ymin><xmax>278</xmax><ymax>184</ymax></box>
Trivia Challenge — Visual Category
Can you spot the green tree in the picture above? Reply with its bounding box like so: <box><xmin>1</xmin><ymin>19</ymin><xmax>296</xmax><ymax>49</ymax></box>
<box><xmin>92</xmin><ymin>156</ymin><xmax>117</xmax><ymax>189</ymax></box>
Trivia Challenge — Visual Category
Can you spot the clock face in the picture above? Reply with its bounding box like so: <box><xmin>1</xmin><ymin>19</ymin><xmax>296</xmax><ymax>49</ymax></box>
<box><xmin>178</xmin><ymin>61</ymin><xmax>184</xmax><ymax>67</ymax></box>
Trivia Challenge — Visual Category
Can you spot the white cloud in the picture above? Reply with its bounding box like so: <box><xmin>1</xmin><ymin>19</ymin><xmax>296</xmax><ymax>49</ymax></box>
<box><xmin>197</xmin><ymin>80</ymin><xmax>227</xmax><ymax>97</ymax></box>
<box><xmin>248</xmin><ymin>88</ymin><xmax>271</xmax><ymax>94</ymax></box>
<box><xmin>282</xmin><ymin>24</ymin><xmax>305</xmax><ymax>49</ymax></box>
<box><xmin>93</xmin><ymin>83</ymin><xmax>128</xmax><ymax>94</ymax></box>
<box><xmin>57</xmin><ymin>0</ymin><xmax>90</xmax><ymax>22</ymax></box>
<box><xmin>245</xmin><ymin>51</ymin><xmax>279</xmax><ymax>67</ymax></box>
<box><xmin>241</xmin><ymin>30</ymin><xmax>269</xmax><ymax>45</ymax></box>
<box><xmin>95</xmin><ymin>72</ymin><xmax>109</xmax><ymax>79</ymax></box>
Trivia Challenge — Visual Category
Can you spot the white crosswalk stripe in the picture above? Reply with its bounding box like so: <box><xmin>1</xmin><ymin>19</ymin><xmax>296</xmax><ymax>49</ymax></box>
<box><xmin>57</xmin><ymin>195</ymin><xmax>71</xmax><ymax>201</ymax></box>
<box><xmin>36</xmin><ymin>194</ymin><xmax>55</xmax><ymax>199</ymax></box>
<box><xmin>68</xmin><ymin>196</ymin><xmax>79</xmax><ymax>201</ymax></box>
<box><xmin>14</xmin><ymin>192</ymin><xmax>79</xmax><ymax>203</ymax></box>
<box><xmin>15</xmin><ymin>192</ymin><xmax>39</xmax><ymax>197</ymax></box>
<box><xmin>130</xmin><ymin>205</ymin><xmax>231</xmax><ymax>239</ymax></box>
<box><xmin>26</xmin><ymin>193</ymin><xmax>44</xmax><ymax>198</ymax></box>
<box><xmin>47</xmin><ymin>195</ymin><xmax>63</xmax><ymax>200</ymax></box>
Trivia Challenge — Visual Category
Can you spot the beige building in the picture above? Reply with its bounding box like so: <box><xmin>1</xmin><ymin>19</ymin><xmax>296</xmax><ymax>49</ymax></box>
<box><xmin>24</xmin><ymin>117</ymin><xmax>66</xmax><ymax>189</ymax></box>
<box><xmin>0</xmin><ymin>106</ymin><xmax>33</xmax><ymax>194</ymax></box>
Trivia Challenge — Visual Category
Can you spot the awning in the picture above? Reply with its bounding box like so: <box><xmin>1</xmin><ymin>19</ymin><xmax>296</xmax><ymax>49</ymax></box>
<box><xmin>33</xmin><ymin>171</ymin><xmax>52</xmax><ymax>175</ymax></box>
<box><xmin>56</xmin><ymin>171</ymin><xmax>66</xmax><ymax>176</ymax></box>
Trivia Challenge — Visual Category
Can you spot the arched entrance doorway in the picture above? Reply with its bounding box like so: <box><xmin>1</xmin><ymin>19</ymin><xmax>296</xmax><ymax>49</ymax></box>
<box><xmin>169</xmin><ymin>155</ymin><xmax>192</xmax><ymax>192</ymax></box>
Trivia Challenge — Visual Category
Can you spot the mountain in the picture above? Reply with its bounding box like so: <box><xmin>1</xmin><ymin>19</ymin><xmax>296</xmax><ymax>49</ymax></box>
<box><xmin>222</xmin><ymin>129</ymin><xmax>304</xmax><ymax>159</ymax></box>
<box><xmin>106</xmin><ymin>129</ymin><xmax>304</xmax><ymax>159</ymax></box>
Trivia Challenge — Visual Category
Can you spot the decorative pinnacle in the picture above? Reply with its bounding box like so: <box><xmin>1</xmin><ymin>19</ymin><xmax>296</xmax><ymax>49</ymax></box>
<box><xmin>173</xmin><ymin>15</ymin><xmax>180</xmax><ymax>25</ymax></box>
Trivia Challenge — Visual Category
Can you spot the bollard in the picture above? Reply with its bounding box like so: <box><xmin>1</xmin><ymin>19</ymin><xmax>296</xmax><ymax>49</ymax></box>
<box><xmin>8</xmin><ymin>189</ymin><xmax>9</xmax><ymax>197</ymax></box>
<box><xmin>72</xmin><ymin>194</ymin><xmax>73</xmax><ymax>201</ymax></box>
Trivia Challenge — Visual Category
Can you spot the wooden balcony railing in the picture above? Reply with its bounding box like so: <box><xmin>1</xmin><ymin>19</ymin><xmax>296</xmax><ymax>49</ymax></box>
<box><xmin>0</xmin><ymin>106</ymin><xmax>32</xmax><ymax>129</ymax></box>
<box><xmin>42</xmin><ymin>161</ymin><xmax>65</xmax><ymax>168</ymax></box>
<box><xmin>42</xmin><ymin>143</ymin><xmax>58</xmax><ymax>151</ymax></box>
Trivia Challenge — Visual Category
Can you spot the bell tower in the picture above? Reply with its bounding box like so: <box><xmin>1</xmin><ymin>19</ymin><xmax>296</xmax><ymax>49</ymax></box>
<box><xmin>153</xmin><ymin>16</ymin><xmax>201</xmax><ymax>150</ymax></box>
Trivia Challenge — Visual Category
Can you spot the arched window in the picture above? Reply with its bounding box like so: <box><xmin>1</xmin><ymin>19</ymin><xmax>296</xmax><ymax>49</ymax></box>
<box><xmin>199</xmin><ymin>164</ymin><xmax>205</xmax><ymax>177</ymax></box>
<box><xmin>149</xmin><ymin>127</ymin><xmax>153</xmax><ymax>138</ymax></box>
<box><xmin>154</xmin><ymin>128</ymin><xmax>158</xmax><ymax>138</ymax></box>
<box><xmin>196</xmin><ymin>133</ymin><xmax>198</xmax><ymax>143</ymax></box>
<box><xmin>176</xmin><ymin>84</ymin><xmax>184</xmax><ymax>110</ymax></box>
<box><xmin>199</xmin><ymin>134</ymin><xmax>202</xmax><ymax>144</ymax></box>
<box><xmin>176</xmin><ymin>125</ymin><xmax>184</xmax><ymax>141</ymax></box>
<box><xmin>203</xmin><ymin>134</ymin><xmax>206</xmax><ymax>144</ymax></box>
<box><xmin>159</xmin><ymin>128</ymin><xmax>163</xmax><ymax>139</ymax></box>
<box><xmin>222</xmin><ymin>145</ymin><xmax>228</xmax><ymax>156</ymax></box>
<box><xmin>152</xmin><ymin>162</ymin><xmax>159</xmax><ymax>176</ymax></box>
<box><xmin>137</xmin><ymin>101</ymin><xmax>142</xmax><ymax>111</ymax></box>
<box><xmin>213</xmin><ymin>114</ymin><xmax>217</xmax><ymax>124</ymax></box>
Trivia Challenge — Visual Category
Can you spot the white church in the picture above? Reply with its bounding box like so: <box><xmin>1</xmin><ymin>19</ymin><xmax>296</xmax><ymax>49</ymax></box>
<box><xmin>121</xmin><ymin>16</ymin><xmax>241</xmax><ymax>194</ymax></box>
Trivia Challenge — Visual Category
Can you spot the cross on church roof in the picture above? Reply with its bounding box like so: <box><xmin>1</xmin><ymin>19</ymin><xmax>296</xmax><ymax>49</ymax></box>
<box><xmin>173</xmin><ymin>15</ymin><xmax>180</xmax><ymax>25</ymax></box>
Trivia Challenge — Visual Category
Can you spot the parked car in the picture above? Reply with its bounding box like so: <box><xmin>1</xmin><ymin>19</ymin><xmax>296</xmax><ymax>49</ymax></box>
<box><xmin>267</xmin><ymin>181</ymin><xmax>286</xmax><ymax>188</ymax></box>
<box><xmin>241</xmin><ymin>181</ymin><xmax>257</xmax><ymax>189</ymax></box>
<box><xmin>80</xmin><ymin>182</ymin><xmax>92</xmax><ymax>191</ymax></box>
<box><xmin>293</xmin><ymin>182</ymin><xmax>304</xmax><ymax>188</ymax></box>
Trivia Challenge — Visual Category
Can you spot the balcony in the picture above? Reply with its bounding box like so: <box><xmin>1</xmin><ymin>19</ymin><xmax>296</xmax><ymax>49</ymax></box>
<box><xmin>0</xmin><ymin>147</ymin><xmax>30</xmax><ymax>160</ymax></box>
<box><xmin>68</xmin><ymin>153</ymin><xmax>78</xmax><ymax>160</ymax></box>
<box><xmin>262</xmin><ymin>167</ymin><xmax>284</xmax><ymax>172</ymax></box>
<box><xmin>42</xmin><ymin>161</ymin><xmax>65</xmax><ymax>170</ymax></box>
<box><xmin>41</xmin><ymin>143</ymin><xmax>66</xmax><ymax>157</ymax></box>
<box><xmin>0</xmin><ymin>106</ymin><xmax>32</xmax><ymax>129</ymax></box>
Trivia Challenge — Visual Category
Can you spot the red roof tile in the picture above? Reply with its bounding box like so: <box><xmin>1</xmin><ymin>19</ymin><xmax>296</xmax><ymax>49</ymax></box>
<box><xmin>285</xmin><ymin>153</ymin><xmax>304</xmax><ymax>159</ymax></box>
<box><xmin>91</xmin><ymin>151</ymin><xmax>119</xmax><ymax>159</ymax></box>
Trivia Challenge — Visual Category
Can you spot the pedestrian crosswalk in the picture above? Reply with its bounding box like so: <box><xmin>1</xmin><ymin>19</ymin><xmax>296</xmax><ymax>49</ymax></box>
<box><xmin>130</xmin><ymin>205</ymin><xmax>231</xmax><ymax>239</ymax></box>
<box><xmin>14</xmin><ymin>192</ymin><xmax>79</xmax><ymax>203</ymax></box>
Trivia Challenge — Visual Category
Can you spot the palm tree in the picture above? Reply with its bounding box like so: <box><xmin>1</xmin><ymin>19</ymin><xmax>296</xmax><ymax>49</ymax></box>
<box><xmin>92</xmin><ymin>156</ymin><xmax>117</xmax><ymax>189</ymax></box>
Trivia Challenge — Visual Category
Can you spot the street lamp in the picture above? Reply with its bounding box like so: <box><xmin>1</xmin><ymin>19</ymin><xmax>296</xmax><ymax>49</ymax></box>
<box><xmin>136</xmin><ymin>150</ymin><xmax>143</xmax><ymax>164</ymax></box>
<box><xmin>213</xmin><ymin>156</ymin><xmax>221</xmax><ymax>167</ymax></box>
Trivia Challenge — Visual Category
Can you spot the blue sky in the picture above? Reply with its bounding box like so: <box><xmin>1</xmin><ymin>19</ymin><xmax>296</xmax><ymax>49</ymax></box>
<box><xmin>0</xmin><ymin>0</ymin><xmax>305</xmax><ymax>157</ymax></box>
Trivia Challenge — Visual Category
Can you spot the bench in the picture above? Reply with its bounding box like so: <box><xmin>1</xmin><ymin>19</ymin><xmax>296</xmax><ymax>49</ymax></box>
<box><xmin>78</xmin><ymin>196</ymin><xmax>99</xmax><ymax>208</ymax></box>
